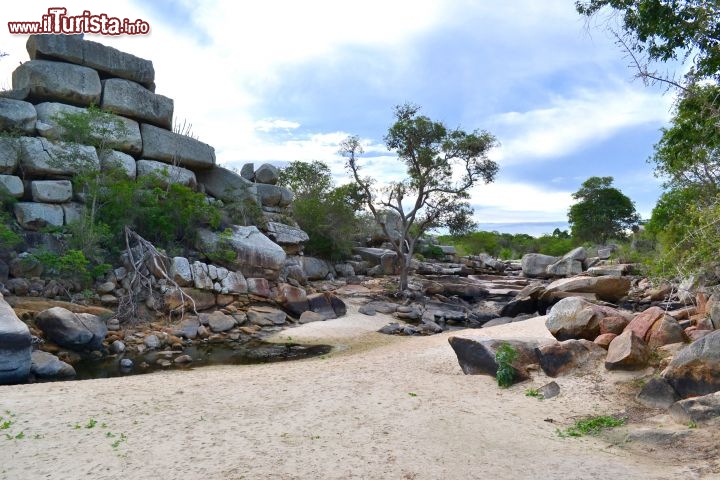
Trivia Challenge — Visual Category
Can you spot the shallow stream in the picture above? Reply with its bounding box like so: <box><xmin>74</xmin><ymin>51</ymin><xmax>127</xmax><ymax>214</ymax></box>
<box><xmin>69</xmin><ymin>341</ymin><xmax>333</xmax><ymax>380</ymax></box>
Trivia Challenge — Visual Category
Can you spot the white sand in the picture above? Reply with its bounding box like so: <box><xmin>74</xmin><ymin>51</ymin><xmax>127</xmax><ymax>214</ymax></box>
<box><xmin>0</xmin><ymin>310</ymin><xmax>705</xmax><ymax>479</ymax></box>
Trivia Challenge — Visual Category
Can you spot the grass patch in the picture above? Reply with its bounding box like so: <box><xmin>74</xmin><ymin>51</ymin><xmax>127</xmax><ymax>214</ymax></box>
<box><xmin>556</xmin><ymin>415</ymin><xmax>626</xmax><ymax>438</ymax></box>
<box><xmin>525</xmin><ymin>388</ymin><xmax>542</xmax><ymax>399</ymax></box>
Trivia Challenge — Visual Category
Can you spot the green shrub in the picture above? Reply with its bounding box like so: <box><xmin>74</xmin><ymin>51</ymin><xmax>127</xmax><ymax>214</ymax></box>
<box><xmin>420</xmin><ymin>244</ymin><xmax>445</xmax><ymax>260</ymax></box>
<box><xmin>30</xmin><ymin>249</ymin><xmax>109</xmax><ymax>288</ymax></box>
<box><xmin>495</xmin><ymin>343</ymin><xmax>518</xmax><ymax>388</ymax></box>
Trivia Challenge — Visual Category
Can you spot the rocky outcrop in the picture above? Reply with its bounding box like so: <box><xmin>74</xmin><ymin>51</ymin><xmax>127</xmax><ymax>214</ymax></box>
<box><xmin>0</xmin><ymin>175</ymin><xmax>24</xmax><ymax>198</ymax></box>
<box><xmin>354</xmin><ymin>247</ymin><xmax>398</xmax><ymax>275</ymax></box>
<box><xmin>256</xmin><ymin>184</ymin><xmax>293</xmax><ymax>208</ymax></box>
<box><xmin>13</xmin><ymin>202</ymin><xmax>65</xmax><ymax>231</ymax></box>
<box><xmin>19</xmin><ymin>136</ymin><xmax>99</xmax><ymax>176</ymax></box>
<box><xmin>636</xmin><ymin>377</ymin><xmax>680</xmax><ymax>409</ymax></box>
<box><xmin>0</xmin><ymin>294</ymin><xmax>32</xmax><ymax>384</ymax></box>
<box><xmin>31</xmin><ymin>180</ymin><xmax>72</xmax><ymax>203</ymax></box>
<box><xmin>276</xmin><ymin>284</ymin><xmax>309</xmax><ymax>317</ymax></box>
<box><xmin>301</xmin><ymin>256</ymin><xmax>331</xmax><ymax>281</ymax></box>
<box><xmin>546</xmin><ymin>247</ymin><xmax>586</xmax><ymax>278</ymax></box>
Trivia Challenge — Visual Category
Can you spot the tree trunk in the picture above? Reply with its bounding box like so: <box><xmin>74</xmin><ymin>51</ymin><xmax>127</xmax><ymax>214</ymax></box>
<box><xmin>398</xmin><ymin>252</ymin><xmax>409</xmax><ymax>292</ymax></box>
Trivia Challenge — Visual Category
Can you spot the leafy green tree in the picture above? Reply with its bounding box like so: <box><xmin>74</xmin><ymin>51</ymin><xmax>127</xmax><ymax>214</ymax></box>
<box><xmin>568</xmin><ymin>176</ymin><xmax>639</xmax><ymax>244</ymax></box>
<box><xmin>576</xmin><ymin>1</ymin><xmax>720</xmax><ymax>85</ymax></box>
<box><xmin>278</xmin><ymin>160</ymin><xmax>360</xmax><ymax>260</ymax></box>
<box><xmin>342</xmin><ymin>103</ymin><xmax>498</xmax><ymax>292</ymax></box>
<box><xmin>652</xmin><ymin>84</ymin><xmax>720</xmax><ymax>192</ymax></box>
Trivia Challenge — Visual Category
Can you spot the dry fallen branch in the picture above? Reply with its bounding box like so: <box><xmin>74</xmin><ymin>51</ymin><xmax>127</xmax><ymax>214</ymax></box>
<box><xmin>115</xmin><ymin>226</ymin><xmax>197</xmax><ymax>323</ymax></box>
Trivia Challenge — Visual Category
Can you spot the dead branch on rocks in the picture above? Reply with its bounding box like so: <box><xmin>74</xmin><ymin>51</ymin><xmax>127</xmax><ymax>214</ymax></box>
<box><xmin>115</xmin><ymin>226</ymin><xmax>197</xmax><ymax>324</ymax></box>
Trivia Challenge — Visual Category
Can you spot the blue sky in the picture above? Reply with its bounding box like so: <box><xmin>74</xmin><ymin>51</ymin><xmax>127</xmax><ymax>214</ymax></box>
<box><xmin>2</xmin><ymin>1</ymin><xmax>677</xmax><ymax>237</ymax></box>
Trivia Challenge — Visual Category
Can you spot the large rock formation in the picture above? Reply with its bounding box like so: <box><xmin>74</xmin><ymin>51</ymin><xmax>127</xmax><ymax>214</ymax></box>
<box><xmin>0</xmin><ymin>294</ymin><xmax>32</xmax><ymax>384</ymax></box>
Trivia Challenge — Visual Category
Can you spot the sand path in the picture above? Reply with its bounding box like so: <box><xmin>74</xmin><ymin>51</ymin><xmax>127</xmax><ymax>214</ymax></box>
<box><xmin>0</xmin><ymin>309</ymin><xmax>703</xmax><ymax>479</ymax></box>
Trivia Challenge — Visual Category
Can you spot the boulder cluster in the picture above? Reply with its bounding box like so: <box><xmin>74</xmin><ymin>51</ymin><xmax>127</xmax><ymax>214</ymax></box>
<box><xmin>445</xmin><ymin>246</ymin><xmax>720</xmax><ymax>427</ymax></box>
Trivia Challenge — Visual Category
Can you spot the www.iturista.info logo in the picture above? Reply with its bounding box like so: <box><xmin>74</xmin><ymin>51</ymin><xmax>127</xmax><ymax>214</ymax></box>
<box><xmin>8</xmin><ymin>8</ymin><xmax>150</xmax><ymax>35</ymax></box>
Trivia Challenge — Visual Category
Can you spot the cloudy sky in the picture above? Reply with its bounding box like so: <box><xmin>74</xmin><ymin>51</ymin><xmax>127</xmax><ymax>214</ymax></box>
<box><xmin>1</xmin><ymin>1</ymin><xmax>677</xmax><ymax>236</ymax></box>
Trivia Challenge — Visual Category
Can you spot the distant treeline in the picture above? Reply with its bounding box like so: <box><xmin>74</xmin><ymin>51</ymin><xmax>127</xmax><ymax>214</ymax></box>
<box><xmin>438</xmin><ymin>228</ymin><xmax>574</xmax><ymax>259</ymax></box>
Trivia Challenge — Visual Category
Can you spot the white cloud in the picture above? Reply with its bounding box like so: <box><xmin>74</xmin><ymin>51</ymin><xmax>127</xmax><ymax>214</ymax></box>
<box><xmin>490</xmin><ymin>84</ymin><xmax>674</xmax><ymax>165</ymax></box>
<box><xmin>470</xmin><ymin>181</ymin><xmax>574</xmax><ymax>223</ymax></box>
<box><xmin>0</xmin><ymin>0</ymin><xmax>674</xmax><ymax>229</ymax></box>
<box><xmin>253</xmin><ymin>119</ymin><xmax>300</xmax><ymax>132</ymax></box>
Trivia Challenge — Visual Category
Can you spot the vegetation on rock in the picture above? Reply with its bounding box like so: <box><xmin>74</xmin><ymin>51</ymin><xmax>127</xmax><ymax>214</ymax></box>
<box><xmin>278</xmin><ymin>160</ymin><xmax>362</xmax><ymax>260</ymax></box>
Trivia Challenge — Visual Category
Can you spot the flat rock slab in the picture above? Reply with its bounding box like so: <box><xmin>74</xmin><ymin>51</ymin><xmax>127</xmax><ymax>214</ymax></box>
<box><xmin>101</xmin><ymin>78</ymin><xmax>173</xmax><ymax>129</ymax></box>
<box><xmin>27</xmin><ymin>34</ymin><xmax>155</xmax><ymax>86</ymax></box>
<box><xmin>136</xmin><ymin>159</ymin><xmax>197</xmax><ymax>188</ymax></box>
<box><xmin>0</xmin><ymin>98</ymin><xmax>36</xmax><ymax>134</ymax></box>
<box><xmin>669</xmin><ymin>391</ymin><xmax>720</xmax><ymax>425</ymax></box>
<box><xmin>141</xmin><ymin>124</ymin><xmax>215</xmax><ymax>170</ymax></box>
<box><xmin>19</xmin><ymin>136</ymin><xmax>99</xmax><ymax>177</ymax></box>
<box><xmin>12</xmin><ymin>60</ymin><xmax>101</xmax><ymax>106</ymax></box>
<box><xmin>247</xmin><ymin>307</ymin><xmax>287</xmax><ymax>326</ymax></box>
<box><xmin>14</xmin><ymin>202</ymin><xmax>64</xmax><ymax>230</ymax></box>
<box><xmin>35</xmin><ymin>102</ymin><xmax>142</xmax><ymax>155</ymax></box>
<box><xmin>196</xmin><ymin>166</ymin><xmax>258</xmax><ymax>204</ymax></box>
<box><xmin>544</xmin><ymin>275</ymin><xmax>631</xmax><ymax>303</ymax></box>
<box><xmin>30</xmin><ymin>350</ymin><xmax>75</xmax><ymax>379</ymax></box>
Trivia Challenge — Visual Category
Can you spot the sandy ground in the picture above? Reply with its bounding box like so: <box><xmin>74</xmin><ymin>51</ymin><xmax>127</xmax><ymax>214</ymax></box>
<box><xmin>0</xmin><ymin>306</ymin><xmax>714</xmax><ymax>480</ymax></box>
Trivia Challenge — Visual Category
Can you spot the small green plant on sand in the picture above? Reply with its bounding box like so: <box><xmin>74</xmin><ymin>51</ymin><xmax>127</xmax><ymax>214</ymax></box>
<box><xmin>556</xmin><ymin>415</ymin><xmax>626</xmax><ymax>438</ymax></box>
<box><xmin>495</xmin><ymin>343</ymin><xmax>518</xmax><ymax>388</ymax></box>
<box><xmin>525</xmin><ymin>388</ymin><xmax>541</xmax><ymax>398</ymax></box>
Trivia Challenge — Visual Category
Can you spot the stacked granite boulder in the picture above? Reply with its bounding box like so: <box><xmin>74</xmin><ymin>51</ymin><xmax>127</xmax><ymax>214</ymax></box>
<box><xmin>1</xmin><ymin>34</ymin><xmax>218</xmax><ymax>231</ymax></box>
